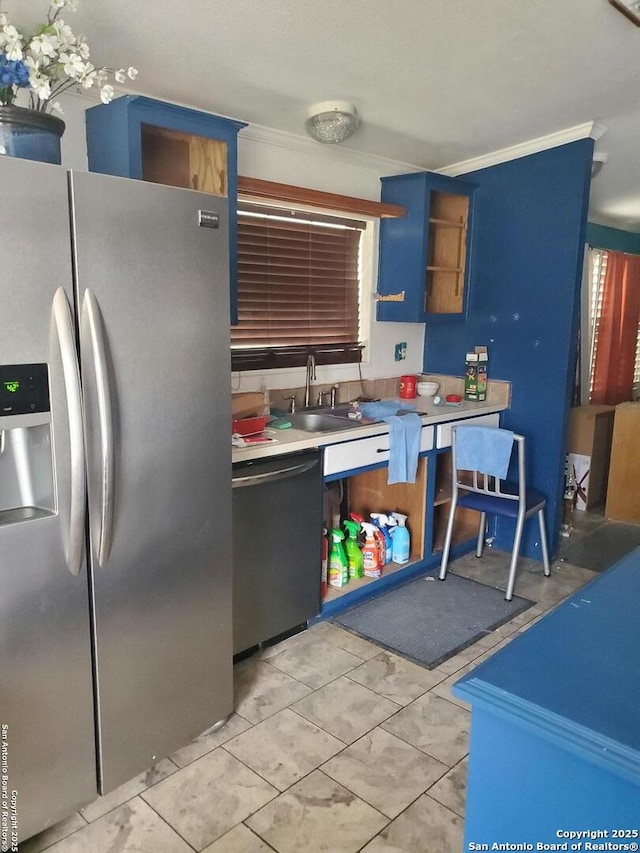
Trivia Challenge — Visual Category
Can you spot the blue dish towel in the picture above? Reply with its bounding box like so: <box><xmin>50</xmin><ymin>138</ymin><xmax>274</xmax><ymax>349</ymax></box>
<box><xmin>383</xmin><ymin>413</ymin><xmax>422</xmax><ymax>484</ymax></box>
<box><xmin>359</xmin><ymin>400</ymin><xmax>416</xmax><ymax>420</ymax></box>
<box><xmin>455</xmin><ymin>426</ymin><xmax>515</xmax><ymax>480</ymax></box>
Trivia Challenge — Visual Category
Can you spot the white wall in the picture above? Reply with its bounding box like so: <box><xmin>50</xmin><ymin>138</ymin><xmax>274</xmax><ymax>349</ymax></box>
<box><xmin>58</xmin><ymin>92</ymin><xmax>426</xmax><ymax>393</ymax></box>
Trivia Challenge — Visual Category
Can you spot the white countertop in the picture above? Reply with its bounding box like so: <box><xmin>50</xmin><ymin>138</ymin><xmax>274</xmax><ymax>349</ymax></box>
<box><xmin>232</xmin><ymin>399</ymin><xmax>507</xmax><ymax>463</ymax></box>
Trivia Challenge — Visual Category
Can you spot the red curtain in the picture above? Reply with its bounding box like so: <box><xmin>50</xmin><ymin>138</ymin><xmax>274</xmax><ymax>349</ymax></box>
<box><xmin>591</xmin><ymin>251</ymin><xmax>640</xmax><ymax>405</ymax></box>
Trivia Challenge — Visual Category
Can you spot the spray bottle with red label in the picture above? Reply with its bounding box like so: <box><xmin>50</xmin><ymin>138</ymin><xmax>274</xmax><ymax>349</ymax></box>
<box><xmin>361</xmin><ymin>522</ymin><xmax>382</xmax><ymax>578</ymax></box>
<box><xmin>370</xmin><ymin>513</ymin><xmax>393</xmax><ymax>565</ymax></box>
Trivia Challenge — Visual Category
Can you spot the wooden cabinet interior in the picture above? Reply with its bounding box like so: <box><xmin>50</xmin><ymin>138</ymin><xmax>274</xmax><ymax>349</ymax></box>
<box><xmin>426</xmin><ymin>192</ymin><xmax>469</xmax><ymax>314</ymax></box>
<box><xmin>322</xmin><ymin>458</ymin><xmax>427</xmax><ymax>604</ymax></box>
<box><xmin>347</xmin><ymin>459</ymin><xmax>427</xmax><ymax>561</ymax></box>
<box><xmin>431</xmin><ymin>451</ymin><xmax>479</xmax><ymax>553</ymax></box>
<box><xmin>141</xmin><ymin>125</ymin><xmax>228</xmax><ymax>196</ymax></box>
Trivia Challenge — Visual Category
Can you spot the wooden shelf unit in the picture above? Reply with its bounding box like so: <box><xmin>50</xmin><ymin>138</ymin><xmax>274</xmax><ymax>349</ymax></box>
<box><xmin>431</xmin><ymin>451</ymin><xmax>479</xmax><ymax>553</ymax></box>
<box><xmin>141</xmin><ymin>125</ymin><xmax>228</xmax><ymax>196</ymax></box>
<box><xmin>425</xmin><ymin>192</ymin><xmax>469</xmax><ymax>315</ymax></box>
<box><xmin>322</xmin><ymin>457</ymin><xmax>427</xmax><ymax>604</ymax></box>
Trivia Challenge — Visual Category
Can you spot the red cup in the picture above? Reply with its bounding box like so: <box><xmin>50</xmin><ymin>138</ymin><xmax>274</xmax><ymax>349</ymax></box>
<box><xmin>399</xmin><ymin>375</ymin><xmax>417</xmax><ymax>399</ymax></box>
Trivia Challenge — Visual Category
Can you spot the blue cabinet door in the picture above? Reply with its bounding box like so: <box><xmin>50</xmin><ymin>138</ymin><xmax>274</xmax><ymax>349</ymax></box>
<box><xmin>377</xmin><ymin>171</ymin><xmax>476</xmax><ymax>323</ymax></box>
<box><xmin>85</xmin><ymin>96</ymin><xmax>246</xmax><ymax>322</ymax></box>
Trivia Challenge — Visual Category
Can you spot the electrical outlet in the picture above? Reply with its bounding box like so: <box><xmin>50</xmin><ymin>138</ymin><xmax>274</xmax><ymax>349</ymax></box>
<box><xmin>394</xmin><ymin>342</ymin><xmax>407</xmax><ymax>361</ymax></box>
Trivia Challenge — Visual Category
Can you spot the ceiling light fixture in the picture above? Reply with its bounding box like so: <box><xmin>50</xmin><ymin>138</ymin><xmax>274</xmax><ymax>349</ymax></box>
<box><xmin>305</xmin><ymin>101</ymin><xmax>359</xmax><ymax>144</ymax></box>
<box><xmin>592</xmin><ymin>152</ymin><xmax>609</xmax><ymax>179</ymax></box>
<box><xmin>608</xmin><ymin>0</ymin><xmax>640</xmax><ymax>26</ymax></box>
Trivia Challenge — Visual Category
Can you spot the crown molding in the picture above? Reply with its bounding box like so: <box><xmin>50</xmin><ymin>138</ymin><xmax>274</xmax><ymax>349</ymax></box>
<box><xmin>239</xmin><ymin>123</ymin><xmax>422</xmax><ymax>175</ymax></box>
<box><xmin>67</xmin><ymin>86</ymin><xmax>608</xmax><ymax>183</ymax></box>
<box><xmin>437</xmin><ymin>121</ymin><xmax>608</xmax><ymax>177</ymax></box>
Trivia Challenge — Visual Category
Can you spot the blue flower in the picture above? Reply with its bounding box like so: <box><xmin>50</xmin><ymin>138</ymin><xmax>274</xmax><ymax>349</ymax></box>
<box><xmin>0</xmin><ymin>53</ymin><xmax>31</xmax><ymax>89</ymax></box>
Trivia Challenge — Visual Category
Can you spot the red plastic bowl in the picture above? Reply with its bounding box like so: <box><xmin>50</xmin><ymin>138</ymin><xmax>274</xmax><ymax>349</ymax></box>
<box><xmin>232</xmin><ymin>415</ymin><xmax>269</xmax><ymax>436</ymax></box>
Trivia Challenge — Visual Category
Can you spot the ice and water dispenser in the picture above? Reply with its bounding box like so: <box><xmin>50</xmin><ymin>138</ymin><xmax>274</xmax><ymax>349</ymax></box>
<box><xmin>0</xmin><ymin>364</ymin><xmax>55</xmax><ymax>525</ymax></box>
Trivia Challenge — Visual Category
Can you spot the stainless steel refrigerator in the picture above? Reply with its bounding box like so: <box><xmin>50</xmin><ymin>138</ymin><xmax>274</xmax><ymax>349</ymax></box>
<box><xmin>0</xmin><ymin>155</ymin><xmax>233</xmax><ymax>842</ymax></box>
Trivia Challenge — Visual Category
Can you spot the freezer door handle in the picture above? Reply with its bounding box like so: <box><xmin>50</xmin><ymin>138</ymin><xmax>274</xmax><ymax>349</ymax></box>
<box><xmin>83</xmin><ymin>288</ymin><xmax>115</xmax><ymax>568</ymax></box>
<box><xmin>52</xmin><ymin>288</ymin><xmax>86</xmax><ymax>576</ymax></box>
<box><xmin>232</xmin><ymin>458</ymin><xmax>318</xmax><ymax>488</ymax></box>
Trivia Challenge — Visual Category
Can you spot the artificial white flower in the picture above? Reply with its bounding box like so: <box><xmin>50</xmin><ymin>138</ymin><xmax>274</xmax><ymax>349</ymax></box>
<box><xmin>76</xmin><ymin>38</ymin><xmax>90</xmax><ymax>60</ymax></box>
<box><xmin>99</xmin><ymin>83</ymin><xmax>114</xmax><ymax>104</ymax></box>
<box><xmin>127</xmin><ymin>66</ymin><xmax>138</xmax><ymax>80</ymax></box>
<box><xmin>114</xmin><ymin>67</ymin><xmax>125</xmax><ymax>84</ymax></box>
<box><xmin>51</xmin><ymin>100</ymin><xmax>63</xmax><ymax>114</ymax></box>
<box><xmin>52</xmin><ymin>21</ymin><xmax>76</xmax><ymax>48</ymax></box>
<box><xmin>29</xmin><ymin>33</ymin><xmax>60</xmax><ymax>59</ymax></box>
<box><xmin>0</xmin><ymin>14</ymin><xmax>7</xmax><ymax>26</ymax></box>
<box><xmin>59</xmin><ymin>50</ymin><xmax>86</xmax><ymax>78</ymax></box>
<box><xmin>51</xmin><ymin>0</ymin><xmax>65</xmax><ymax>9</ymax></box>
<box><xmin>0</xmin><ymin>24</ymin><xmax>24</xmax><ymax>61</ymax></box>
<box><xmin>30</xmin><ymin>74</ymin><xmax>52</xmax><ymax>101</ymax></box>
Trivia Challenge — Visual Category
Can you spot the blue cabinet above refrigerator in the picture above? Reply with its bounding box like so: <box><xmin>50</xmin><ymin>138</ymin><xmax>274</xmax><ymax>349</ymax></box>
<box><xmin>85</xmin><ymin>95</ymin><xmax>246</xmax><ymax>322</ymax></box>
<box><xmin>376</xmin><ymin>170</ymin><xmax>476</xmax><ymax>323</ymax></box>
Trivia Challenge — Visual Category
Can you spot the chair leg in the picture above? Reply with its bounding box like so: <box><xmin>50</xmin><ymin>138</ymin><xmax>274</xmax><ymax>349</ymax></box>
<box><xmin>538</xmin><ymin>508</ymin><xmax>551</xmax><ymax>577</ymax></box>
<box><xmin>439</xmin><ymin>494</ymin><xmax>459</xmax><ymax>581</ymax></box>
<box><xmin>476</xmin><ymin>512</ymin><xmax>486</xmax><ymax>558</ymax></box>
<box><xmin>505</xmin><ymin>511</ymin><xmax>526</xmax><ymax>601</ymax></box>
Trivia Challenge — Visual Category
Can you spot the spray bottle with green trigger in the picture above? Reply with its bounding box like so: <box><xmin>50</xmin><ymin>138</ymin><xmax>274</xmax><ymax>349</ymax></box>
<box><xmin>328</xmin><ymin>529</ymin><xmax>349</xmax><ymax>588</ymax></box>
<box><xmin>343</xmin><ymin>519</ymin><xmax>364</xmax><ymax>579</ymax></box>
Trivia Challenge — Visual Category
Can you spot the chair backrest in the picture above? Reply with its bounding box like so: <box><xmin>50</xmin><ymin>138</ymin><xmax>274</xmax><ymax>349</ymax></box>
<box><xmin>451</xmin><ymin>426</ymin><xmax>527</xmax><ymax>503</ymax></box>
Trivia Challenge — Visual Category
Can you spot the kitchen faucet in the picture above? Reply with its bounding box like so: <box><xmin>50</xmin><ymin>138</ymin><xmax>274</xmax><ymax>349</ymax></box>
<box><xmin>304</xmin><ymin>353</ymin><xmax>316</xmax><ymax>408</ymax></box>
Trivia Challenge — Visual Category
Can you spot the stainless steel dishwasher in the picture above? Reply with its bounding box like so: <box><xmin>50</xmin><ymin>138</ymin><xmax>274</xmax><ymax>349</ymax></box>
<box><xmin>232</xmin><ymin>449</ymin><xmax>323</xmax><ymax>655</ymax></box>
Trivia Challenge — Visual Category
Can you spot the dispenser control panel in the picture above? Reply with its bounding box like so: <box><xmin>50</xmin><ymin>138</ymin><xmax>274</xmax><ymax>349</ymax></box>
<box><xmin>0</xmin><ymin>364</ymin><xmax>50</xmax><ymax>416</ymax></box>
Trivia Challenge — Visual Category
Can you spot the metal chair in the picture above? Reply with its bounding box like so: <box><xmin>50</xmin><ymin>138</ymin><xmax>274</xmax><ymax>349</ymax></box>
<box><xmin>438</xmin><ymin>425</ymin><xmax>551</xmax><ymax>600</ymax></box>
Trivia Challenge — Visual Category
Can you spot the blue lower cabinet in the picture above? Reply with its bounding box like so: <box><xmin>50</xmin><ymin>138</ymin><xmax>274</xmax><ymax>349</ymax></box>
<box><xmin>86</xmin><ymin>96</ymin><xmax>246</xmax><ymax>322</ymax></box>
<box><xmin>454</xmin><ymin>548</ymin><xmax>640</xmax><ymax>846</ymax></box>
<box><xmin>377</xmin><ymin>171</ymin><xmax>476</xmax><ymax>323</ymax></box>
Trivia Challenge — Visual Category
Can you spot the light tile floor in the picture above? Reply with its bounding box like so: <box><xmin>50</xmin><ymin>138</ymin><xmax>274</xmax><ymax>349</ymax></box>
<box><xmin>22</xmin><ymin>552</ymin><xmax>597</xmax><ymax>853</ymax></box>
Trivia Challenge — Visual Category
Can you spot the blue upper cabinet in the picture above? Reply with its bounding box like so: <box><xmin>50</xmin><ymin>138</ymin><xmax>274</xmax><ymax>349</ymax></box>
<box><xmin>85</xmin><ymin>96</ymin><xmax>246</xmax><ymax>323</ymax></box>
<box><xmin>376</xmin><ymin>171</ymin><xmax>476</xmax><ymax>323</ymax></box>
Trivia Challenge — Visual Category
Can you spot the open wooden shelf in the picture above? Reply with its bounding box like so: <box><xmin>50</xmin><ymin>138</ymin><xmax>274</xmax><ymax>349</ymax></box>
<box><xmin>141</xmin><ymin>124</ymin><xmax>228</xmax><ymax>196</ymax></box>
<box><xmin>431</xmin><ymin>451</ymin><xmax>480</xmax><ymax>553</ymax></box>
<box><xmin>425</xmin><ymin>191</ymin><xmax>469</xmax><ymax>314</ymax></box>
<box><xmin>429</xmin><ymin>217</ymin><xmax>466</xmax><ymax>228</ymax></box>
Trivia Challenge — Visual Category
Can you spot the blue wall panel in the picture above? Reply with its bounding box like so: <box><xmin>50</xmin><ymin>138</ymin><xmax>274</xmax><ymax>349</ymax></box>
<box><xmin>424</xmin><ymin>140</ymin><xmax>594</xmax><ymax>558</ymax></box>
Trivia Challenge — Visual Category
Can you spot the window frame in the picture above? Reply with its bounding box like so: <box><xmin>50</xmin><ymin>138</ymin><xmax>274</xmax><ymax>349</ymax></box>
<box><xmin>231</xmin><ymin>194</ymin><xmax>371</xmax><ymax>372</ymax></box>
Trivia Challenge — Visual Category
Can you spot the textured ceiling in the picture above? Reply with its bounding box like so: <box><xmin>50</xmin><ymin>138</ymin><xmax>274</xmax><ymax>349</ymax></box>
<box><xmin>10</xmin><ymin>0</ymin><xmax>640</xmax><ymax>229</ymax></box>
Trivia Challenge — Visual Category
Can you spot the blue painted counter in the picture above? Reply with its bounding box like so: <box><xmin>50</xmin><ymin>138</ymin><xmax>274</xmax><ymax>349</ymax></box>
<box><xmin>454</xmin><ymin>548</ymin><xmax>640</xmax><ymax>848</ymax></box>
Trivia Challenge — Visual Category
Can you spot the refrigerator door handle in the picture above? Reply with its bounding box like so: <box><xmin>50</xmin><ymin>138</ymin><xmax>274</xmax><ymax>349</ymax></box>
<box><xmin>83</xmin><ymin>288</ymin><xmax>115</xmax><ymax>568</ymax></box>
<box><xmin>52</xmin><ymin>287</ymin><xmax>86</xmax><ymax>576</ymax></box>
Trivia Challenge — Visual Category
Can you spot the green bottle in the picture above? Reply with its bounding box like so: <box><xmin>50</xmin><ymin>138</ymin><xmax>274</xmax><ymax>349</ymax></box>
<box><xmin>343</xmin><ymin>519</ymin><xmax>364</xmax><ymax>579</ymax></box>
<box><xmin>328</xmin><ymin>529</ymin><xmax>349</xmax><ymax>588</ymax></box>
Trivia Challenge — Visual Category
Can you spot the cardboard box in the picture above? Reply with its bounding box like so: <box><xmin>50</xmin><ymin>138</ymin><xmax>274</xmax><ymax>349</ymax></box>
<box><xmin>566</xmin><ymin>452</ymin><xmax>590</xmax><ymax>512</ymax></box>
<box><xmin>464</xmin><ymin>346</ymin><xmax>488</xmax><ymax>402</ymax></box>
<box><xmin>566</xmin><ymin>405</ymin><xmax>615</xmax><ymax>509</ymax></box>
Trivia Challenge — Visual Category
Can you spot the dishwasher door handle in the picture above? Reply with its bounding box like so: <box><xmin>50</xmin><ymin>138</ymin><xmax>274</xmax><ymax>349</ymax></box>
<box><xmin>232</xmin><ymin>458</ymin><xmax>318</xmax><ymax>488</ymax></box>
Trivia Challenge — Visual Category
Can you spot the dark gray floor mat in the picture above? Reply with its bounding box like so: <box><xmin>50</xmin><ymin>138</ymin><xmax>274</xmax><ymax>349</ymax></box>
<box><xmin>333</xmin><ymin>573</ymin><xmax>533</xmax><ymax>669</ymax></box>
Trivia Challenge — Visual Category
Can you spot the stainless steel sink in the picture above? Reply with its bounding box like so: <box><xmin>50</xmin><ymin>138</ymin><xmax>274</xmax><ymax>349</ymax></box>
<box><xmin>288</xmin><ymin>411</ymin><xmax>363</xmax><ymax>433</ymax></box>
